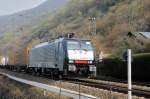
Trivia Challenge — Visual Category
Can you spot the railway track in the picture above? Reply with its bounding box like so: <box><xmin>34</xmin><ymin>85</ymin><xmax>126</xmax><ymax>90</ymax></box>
<box><xmin>63</xmin><ymin>78</ymin><xmax>150</xmax><ymax>98</ymax></box>
<box><xmin>96</xmin><ymin>76</ymin><xmax>150</xmax><ymax>88</ymax></box>
<box><xmin>133</xmin><ymin>81</ymin><xmax>150</xmax><ymax>87</ymax></box>
<box><xmin>1</xmin><ymin>68</ymin><xmax>150</xmax><ymax>98</ymax></box>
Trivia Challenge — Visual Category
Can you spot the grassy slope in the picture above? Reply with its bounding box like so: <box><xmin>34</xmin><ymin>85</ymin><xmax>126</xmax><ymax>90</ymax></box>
<box><xmin>0</xmin><ymin>75</ymin><xmax>71</xmax><ymax>99</ymax></box>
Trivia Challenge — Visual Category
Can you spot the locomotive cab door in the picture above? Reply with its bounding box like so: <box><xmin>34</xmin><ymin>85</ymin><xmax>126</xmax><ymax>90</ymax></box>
<box><xmin>56</xmin><ymin>42</ymin><xmax>64</xmax><ymax>71</ymax></box>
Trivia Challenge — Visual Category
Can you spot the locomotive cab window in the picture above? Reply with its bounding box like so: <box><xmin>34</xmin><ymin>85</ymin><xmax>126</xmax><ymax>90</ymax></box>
<box><xmin>67</xmin><ymin>40</ymin><xmax>93</xmax><ymax>50</ymax></box>
<box><xmin>80</xmin><ymin>41</ymin><xmax>93</xmax><ymax>51</ymax></box>
<box><xmin>67</xmin><ymin>41</ymin><xmax>80</xmax><ymax>50</ymax></box>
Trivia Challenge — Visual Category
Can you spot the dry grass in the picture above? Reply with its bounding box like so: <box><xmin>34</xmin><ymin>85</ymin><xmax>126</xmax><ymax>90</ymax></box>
<box><xmin>0</xmin><ymin>75</ymin><xmax>72</xmax><ymax>99</ymax></box>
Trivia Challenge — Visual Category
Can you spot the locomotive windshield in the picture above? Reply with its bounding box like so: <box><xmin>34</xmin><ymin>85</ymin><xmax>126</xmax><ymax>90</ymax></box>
<box><xmin>67</xmin><ymin>40</ymin><xmax>93</xmax><ymax>51</ymax></box>
<box><xmin>80</xmin><ymin>41</ymin><xmax>93</xmax><ymax>50</ymax></box>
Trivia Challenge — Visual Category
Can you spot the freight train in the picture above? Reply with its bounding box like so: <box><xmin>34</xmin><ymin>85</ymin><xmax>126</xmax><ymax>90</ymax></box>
<box><xmin>0</xmin><ymin>34</ymin><xmax>96</xmax><ymax>78</ymax></box>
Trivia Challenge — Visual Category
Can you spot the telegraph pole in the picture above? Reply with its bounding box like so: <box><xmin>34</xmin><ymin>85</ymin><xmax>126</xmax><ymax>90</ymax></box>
<box><xmin>123</xmin><ymin>49</ymin><xmax>132</xmax><ymax>99</ymax></box>
<box><xmin>127</xmin><ymin>1</ymin><xmax>133</xmax><ymax>97</ymax></box>
<box><xmin>128</xmin><ymin>49</ymin><xmax>132</xmax><ymax>99</ymax></box>
<box><xmin>89</xmin><ymin>17</ymin><xmax>96</xmax><ymax>35</ymax></box>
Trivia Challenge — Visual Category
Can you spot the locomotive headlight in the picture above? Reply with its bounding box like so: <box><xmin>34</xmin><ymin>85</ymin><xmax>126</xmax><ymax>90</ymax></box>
<box><xmin>90</xmin><ymin>61</ymin><xmax>92</xmax><ymax>64</ymax></box>
<box><xmin>69</xmin><ymin>60</ymin><xmax>74</xmax><ymax>63</ymax></box>
<box><xmin>88</xmin><ymin>61</ymin><xmax>92</xmax><ymax>64</ymax></box>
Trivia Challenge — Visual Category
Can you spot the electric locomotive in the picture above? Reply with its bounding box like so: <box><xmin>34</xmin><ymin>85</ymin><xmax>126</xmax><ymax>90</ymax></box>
<box><xmin>28</xmin><ymin>34</ymin><xmax>96</xmax><ymax>77</ymax></box>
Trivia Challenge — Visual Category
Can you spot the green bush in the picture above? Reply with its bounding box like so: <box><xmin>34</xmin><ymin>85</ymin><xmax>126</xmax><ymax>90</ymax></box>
<box><xmin>97</xmin><ymin>53</ymin><xmax>150</xmax><ymax>81</ymax></box>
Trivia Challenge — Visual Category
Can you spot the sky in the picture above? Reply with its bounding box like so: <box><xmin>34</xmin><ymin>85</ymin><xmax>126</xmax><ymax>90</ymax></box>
<box><xmin>0</xmin><ymin>0</ymin><xmax>47</xmax><ymax>16</ymax></box>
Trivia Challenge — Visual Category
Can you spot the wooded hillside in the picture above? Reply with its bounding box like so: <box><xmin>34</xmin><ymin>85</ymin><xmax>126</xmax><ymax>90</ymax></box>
<box><xmin>0</xmin><ymin>0</ymin><xmax>150</xmax><ymax>57</ymax></box>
